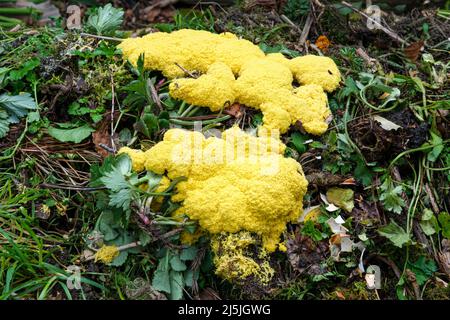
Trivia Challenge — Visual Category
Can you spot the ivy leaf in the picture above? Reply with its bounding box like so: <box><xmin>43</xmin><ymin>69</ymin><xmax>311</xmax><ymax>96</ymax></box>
<box><xmin>0</xmin><ymin>92</ymin><xmax>37</xmax><ymax>123</ymax></box>
<box><xmin>86</xmin><ymin>4</ymin><xmax>124</xmax><ymax>36</ymax></box>
<box><xmin>48</xmin><ymin>124</ymin><xmax>95</xmax><ymax>143</ymax></box>
<box><xmin>378</xmin><ymin>220</ymin><xmax>410</xmax><ymax>248</ymax></box>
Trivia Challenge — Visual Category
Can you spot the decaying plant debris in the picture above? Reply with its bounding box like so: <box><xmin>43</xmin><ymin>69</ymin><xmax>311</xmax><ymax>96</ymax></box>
<box><xmin>0</xmin><ymin>1</ymin><xmax>449</xmax><ymax>301</ymax></box>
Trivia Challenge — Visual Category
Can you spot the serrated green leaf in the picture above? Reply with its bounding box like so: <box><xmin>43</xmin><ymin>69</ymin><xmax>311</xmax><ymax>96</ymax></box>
<box><xmin>169</xmin><ymin>270</ymin><xmax>184</xmax><ymax>300</ymax></box>
<box><xmin>378</xmin><ymin>220</ymin><xmax>410</xmax><ymax>248</ymax></box>
<box><xmin>110</xmin><ymin>250</ymin><xmax>128</xmax><ymax>267</ymax></box>
<box><xmin>0</xmin><ymin>117</ymin><xmax>10</xmax><ymax>138</ymax></box>
<box><xmin>47</xmin><ymin>124</ymin><xmax>95</xmax><ymax>143</ymax></box>
<box><xmin>86</xmin><ymin>4</ymin><xmax>124</xmax><ymax>35</ymax></box>
<box><xmin>152</xmin><ymin>257</ymin><xmax>171</xmax><ymax>294</ymax></box>
<box><xmin>180</xmin><ymin>247</ymin><xmax>197</xmax><ymax>261</ymax></box>
<box><xmin>0</xmin><ymin>92</ymin><xmax>37</xmax><ymax>123</ymax></box>
<box><xmin>170</xmin><ymin>255</ymin><xmax>187</xmax><ymax>272</ymax></box>
<box><xmin>184</xmin><ymin>269</ymin><xmax>199</xmax><ymax>288</ymax></box>
<box><xmin>379</xmin><ymin>177</ymin><xmax>405</xmax><ymax>214</ymax></box>
<box><xmin>407</xmin><ymin>256</ymin><xmax>437</xmax><ymax>286</ymax></box>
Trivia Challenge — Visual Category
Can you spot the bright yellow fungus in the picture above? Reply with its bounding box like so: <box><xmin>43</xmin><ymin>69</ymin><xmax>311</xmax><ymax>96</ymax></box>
<box><xmin>211</xmin><ymin>232</ymin><xmax>274</xmax><ymax>285</ymax></box>
<box><xmin>118</xmin><ymin>29</ymin><xmax>341</xmax><ymax>135</ymax></box>
<box><xmin>94</xmin><ymin>245</ymin><xmax>120</xmax><ymax>264</ymax></box>
<box><xmin>119</xmin><ymin>126</ymin><xmax>308</xmax><ymax>252</ymax></box>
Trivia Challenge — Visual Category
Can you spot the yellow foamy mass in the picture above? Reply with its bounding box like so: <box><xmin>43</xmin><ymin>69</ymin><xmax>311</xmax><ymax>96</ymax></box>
<box><xmin>118</xmin><ymin>29</ymin><xmax>341</xmax><ymax>135</ymax></box>
<box><xmin>119</xmin><ymin>126</ymin><xmax>308</xmax><ymax>253</ymax></box>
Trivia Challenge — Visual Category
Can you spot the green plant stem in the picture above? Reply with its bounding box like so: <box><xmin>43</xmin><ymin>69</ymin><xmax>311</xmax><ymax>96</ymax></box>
<box><xmin>169</xmin><ymin>115</ymin><xmax>231</xmax><ymax>126</ymax></box>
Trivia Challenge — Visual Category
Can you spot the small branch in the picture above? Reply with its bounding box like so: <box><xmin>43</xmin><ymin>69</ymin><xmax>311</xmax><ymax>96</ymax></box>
<box><xmin>85</xmin><ymin>241</ymin><xmax>142</xmax><ymax>261</ymax></box>
<box><xmin>280</xmin><ymin>14</ymin><xmax>302</xmax><ymax>33</ymax></box>
<box><xmin>99</xmin><ymin>143</ymin><xmax>116</xmax><ymax>154</ymax></box>
<box><xmin>40</xmin><ymin>183</ymin><xmax>107</xmax><ymax>191</ymax></box>
<box><xmin>299</xmin><ymin>12</ymin><xmax>313</xmax><ymax>49</ymax></box>
<box><xmin>424</xmin><ymin>184</ymin><xmax>440</xmax><ymax>214</ymax></box>
<box><xmin>340</xmin><ymin>1</ymin><xmax>408</xmax><ymax>45</ymax></box>
<box><xmin>147</xmin><ymin>78</ymin><xmax>163</xmax><ymax>113</ymax></box>
<box><xmin>174</xmin><ymin>62</ymin><xmax>198</xmax><ymax>78</ymax></box>
<box><xmin>79</xmin><ymin>32</ymin><xmax>124</xmax><ymax>42</ymax></box>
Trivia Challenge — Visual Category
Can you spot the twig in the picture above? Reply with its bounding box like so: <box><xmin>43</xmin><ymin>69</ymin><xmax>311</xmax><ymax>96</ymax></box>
<box><xmin>110</xmin><ymin>75</ymin><xmax>117</xmax><ymax>153</ymax></box>
<box><xmin>99</xmin><ymin>143</ymin><xmax>116</xmax><ymax>154</ymax></box>
<box><xmin>424</xmin><ymin>184</ymin><xmax>440</xmax><ymax>214</ymax></box>
<box><xmin>280</xmin><ymin>14</ymin><xmax>302</xmax><ymax>33</ymax></box>
<box><xmin>147</xmin><ymin>78</ymin><xmax>163</xmax><ymax>113</ymax></box>
<box><xmin>79</xmin><ymin>32</ymin><xmax>124</xmax><ymax>42</ymax></box>
<box><xmin>39</xmin><ymin>183</ymin><xmax>107</xmax><ymax>191</ymax></box>
<box><xmin>85</xmin><ymin>241</ymin><xmax>142</xmax><ymax>261</ymax></box>
<box><xmin>340</xmin><ymin>1</ymin><xmax>408</xmax><ymax>45</ymax></box>
<box><xmin>356</xmin><ymin>47</ymin><xmax>378</xmax><ymax>70</ymax></box>
<box><xmin>299</xmin><ymin>12</ymin><xmax>313</xmax><ymax>49</ymax></box>
<box><xmin>174</xmin><ymin>62</ymin><xmax>198</xmax><ymax>78</ymax></box>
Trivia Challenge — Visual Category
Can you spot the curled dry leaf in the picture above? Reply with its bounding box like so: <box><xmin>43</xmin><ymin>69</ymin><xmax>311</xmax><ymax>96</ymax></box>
<box><xmin>404</xmin><ymin>40</ymin><xmax>425</xmax><ymax>62</ymax></box>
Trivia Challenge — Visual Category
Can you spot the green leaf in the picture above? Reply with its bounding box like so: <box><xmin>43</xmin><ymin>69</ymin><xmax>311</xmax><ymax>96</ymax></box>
<box><xmin>354</xmin><ymin>156</ymin><xmax>373</xmax><ymax>186</ymax></box>
<box><xmin>170</xmin><ymin>255</ymin><xmax>187</xmax><ymax>272</ymax></box>
<box><xmin>427</xmin><ymin>131</ymin><xmax>444</xmax><ymax>162</ymax></box>
<box><xmin>438</xmin><ymin>212</ymin><xmax>450</xmax><ymax>239</ymax></box>
<box><xmin>110</xmin><ymin>251</ymin><xmax>128</xmax><ymax>267</ymax></box>
<box><xmin>0</xmin><ymin>111</ymin><xmax>10</xmax><ymax>138</ymax></box>
<box><xmin>97</xmin><ymin>210</ymin><xmax>120</xmax><ymax>241</ymax></box>
<box><xmin>301</xmin><ymin>220</ymin><xmax>324</xmax><ymax>241</ymax></box>
<box><xmin>407</xmin><ymin>256</ymin><xmax>437</xmax><ymax>286</ymax></box>
<box><xmin>138</xmin><ymin>231</ymin><xmax>152</xmax><ymax>246</ymax></box>
<box><xmin>152</xmin><ymin>258</ymin><xmax>171</xmax><ymax>294</ymax></box>
<box><xmin>289</xmin><ymin>132</ymin><xmax>307</xmax><ymax>154</ymax></box>
<box><xmin>379</xmin><ymin>176</ymin><xmax>405</xmax><ymax>214</ymax></box>
<box><xmin>184</xmin><ymin>269</ymin><xmax>199</xmax><ymax>288</ymax></box>
<box><xmin>326</xmin><ymin>187</ymin><xmax>354</xmax><ymax>213</ymax></box>
<box><xmin>180</xmin><ymin>247</ymin><xmax>197</xmax><ymax>261</ymax></box>
<box><xmin>169</xmin><ymin>270</ymin><xmax>184</xmax><ymax>300</ymax></box>
<box><xmin>420</xmin><ymin>209</ymin><xmax>440</xmax><ymax>236</ymax></box>
<box><xmin>0</xmin><ymin>92</ymin><xmax>37</xmax><ymax>123</ymax></box>
<box><xmin>86</xmin><ymin>4</ymin><xmax>124</xmax><ymax>36</ymax></box>
<box><xmin>47</xmin><ymin>124</ymin><xmax>95</xmax><ymax>143</ymax></box>
<box><xmin>8</xmin><ymin>58</ymin><xmax>40</xmax><ymax>81</ymax></box>
<box><xmin>378</xmin><ymin>220</ymin><xmax>410</xmax><ymax>248</ymax></box>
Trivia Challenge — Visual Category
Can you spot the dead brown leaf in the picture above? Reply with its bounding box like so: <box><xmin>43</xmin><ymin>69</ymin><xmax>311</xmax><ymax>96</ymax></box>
<box><xmin>404</xmin><ymin>40</ymin><xmax>425</xmax><ymax>62</ymax></box>
<box><xmin>92</xmin><ymin>113</ymin><xmax>118</xmax><ymax>158</ymax></box>
<box><xmin>224</xmin><ymin>103</ymin><xmax>244</xmax><ymax>118</ymax></box>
